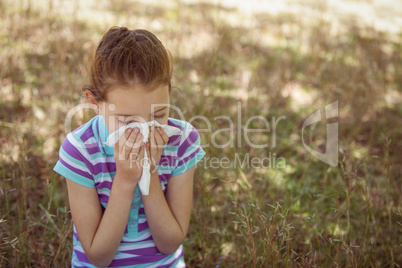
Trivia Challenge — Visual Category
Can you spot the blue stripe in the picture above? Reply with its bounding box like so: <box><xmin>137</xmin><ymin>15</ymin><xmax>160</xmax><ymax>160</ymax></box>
<box><xmin>53</xmin><ymin>161</ymin><xmax>94</xmax><ymax>188</ymax></box>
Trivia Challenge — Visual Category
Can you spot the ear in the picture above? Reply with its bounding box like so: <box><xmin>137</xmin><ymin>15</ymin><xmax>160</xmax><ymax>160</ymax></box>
<box><xmin>84</xmin><ymin>91</ymin><xmax>99</xmax><ymax>114</ymax></box>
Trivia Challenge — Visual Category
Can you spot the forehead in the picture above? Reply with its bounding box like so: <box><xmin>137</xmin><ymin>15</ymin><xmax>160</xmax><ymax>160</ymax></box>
<box><xmin>105</xmin><ymin>84</ymin><xmax>170</xmax><ymax>115</ymax></box>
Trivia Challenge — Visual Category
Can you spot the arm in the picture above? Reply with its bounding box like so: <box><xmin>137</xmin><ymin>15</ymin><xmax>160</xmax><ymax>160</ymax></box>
<box><xmin>141</xmin><ymin>165</ymin><xmax>195</xmax><ymax>254</ymax></box>
<box><xmin>66</xmin><ymin>128</ymin><xmax>145</xmax><ymax>267</ymax></box>
<box><xmin>66</xmin><ymin>175</ymin><xmax>137</xmax><ymax>267</ymax></box>
<box><xmin>142</xmin><ymin>124</ymin><xmax>203</xmax><ymax>254</ymax></box>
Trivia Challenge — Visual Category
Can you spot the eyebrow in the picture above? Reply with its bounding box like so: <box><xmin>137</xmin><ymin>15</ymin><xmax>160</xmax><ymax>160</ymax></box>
<box><xmin>115</xmin><ymin>106</ymin><xmax>167</xmax><ymax>117</ymax></box>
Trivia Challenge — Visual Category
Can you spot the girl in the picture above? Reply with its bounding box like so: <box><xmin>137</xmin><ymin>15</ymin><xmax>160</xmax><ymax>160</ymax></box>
<box><xmin>53</xmin><ymin>26</ymin><xmax>206</xmax><ymax>267</ymax></box>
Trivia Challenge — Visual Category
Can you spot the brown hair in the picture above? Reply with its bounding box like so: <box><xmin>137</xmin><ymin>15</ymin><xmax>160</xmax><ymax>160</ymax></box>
<box><xmin>83</xmin><ymin>26</ymin><xmax>173</xmax><ymax>101</ymax></box>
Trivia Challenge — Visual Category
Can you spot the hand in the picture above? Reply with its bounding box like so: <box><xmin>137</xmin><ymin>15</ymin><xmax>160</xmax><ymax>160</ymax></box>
<box><xmin>146</xmin><ymin>126</ymin><xmax>169</xmax><ymax>172</ymax></box>
<box><xmin>114</xmin><ymin>127</ymin><xmax>145</xmax><ymax>184</ymax></box>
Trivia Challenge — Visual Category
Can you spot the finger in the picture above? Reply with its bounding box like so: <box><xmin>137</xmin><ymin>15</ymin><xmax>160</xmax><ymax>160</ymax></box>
<box><xmin>134</xmin><ymin>131</ymin><xmax>144</xmax><ymax>149</ymax></box>
<box><xmin>157</xmin><ymin>127</ymin><xmax>168</xmax><ymax>144</ymax></box>
<box><xmin>118</xmin><ymin>128</ymin><xmax>132</xmax><ymax>154</ymax></box>
<box><xmin>148</xmin><ymin>126</ymin><xmax>154</xmax><ymax>148</ymax></box>
<box><xmin>154</xmin><ymin>127</ymin><xmax>165</xmax><ymax>149</ymax></box>
<box><xmin>131</xmin><ymin>131</ymin><xmax>143</xmax><ymax>156</ymax></box>
<box><xmin>133</xmin><ymin>142</ymin><xmax>144</xmax><ymax>168</ymax></box>
<box><xmin>116</xmin><ymin>128</ymin><xmax>132</xmax><ymax>162</ymax></box>
<box><xmin>128</xmin><ymin>138</ymin><xmax>144</xmax><ymax>165</ymax></box>
<box><xmin>150</xmin><ymin>126</ymin><xmax>158</xmax><ymax>149</ymax></box>
<box><xmin>124</xmin><ymin>128</ymin><xmax>140</xmax><ymax>159</ymax></box>
<box><xmin>138</xmin><ymin>142</ymin><xmax>145</xmax><ymax>167</ymax></box>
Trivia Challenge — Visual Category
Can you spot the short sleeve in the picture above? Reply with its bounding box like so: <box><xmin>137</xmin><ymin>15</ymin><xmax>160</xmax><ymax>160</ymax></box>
<box><xmin>172</xmin><ymin>122</ymin><xmax>206</xmax><ymax>177</ymax></box>
<box><xmin>53</xmin><ymin>133</ymin><xmax>95</xmax><ymax>188</ymax></box>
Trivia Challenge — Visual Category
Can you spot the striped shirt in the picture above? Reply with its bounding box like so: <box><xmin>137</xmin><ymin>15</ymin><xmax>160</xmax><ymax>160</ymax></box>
<box><xmin>53</xmin><ymin>115</ymin><xmax>206</xmax><ymax>268</ymax></box>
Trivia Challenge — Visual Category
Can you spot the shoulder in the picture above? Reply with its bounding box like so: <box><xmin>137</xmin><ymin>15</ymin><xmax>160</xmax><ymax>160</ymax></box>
<box><xmin>69</xmin><ymin>115</ymin><xmax>99</xmax><ymax>144</ymax></box>
<box><xmin>54</xmin><ymin>116</ymin><xmax>100</xmax><ymax>187</ymax></box>
<box><xmin>167</xmin><ymin>117</ymin><xmax>200</xmax><ymax>139</ymax></box>
<box><xmin>167</xmin><ymin>117</ymin><xmax>202</xmax><ymax>150</ymax></box>
<box><xmin>60</xmin><ymin>117</ymin><xmax>98</xmax><ymax>158</ymax></box>
<box><xmin>168</xmin><ymin>118</ymin><xmax>206</xmax><ymax>177</ymax></box>
<box><xmin>167</xmin><ymin>117</ymin><xmax>193</xmax><ymax>132</ymax></box>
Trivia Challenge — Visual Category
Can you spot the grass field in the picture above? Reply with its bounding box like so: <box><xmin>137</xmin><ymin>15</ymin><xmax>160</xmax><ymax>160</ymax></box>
<box><xmin>0</xmin><ymin>0</ymin><xmax>401</xmax><ymax>267</ymax></box>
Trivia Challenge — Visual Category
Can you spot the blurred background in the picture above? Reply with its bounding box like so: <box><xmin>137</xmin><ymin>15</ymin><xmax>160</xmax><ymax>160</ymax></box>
<box><xmin>0</xmin><ymin>0</ymin><xmax>401</xmax><ymax>266</ymax></box>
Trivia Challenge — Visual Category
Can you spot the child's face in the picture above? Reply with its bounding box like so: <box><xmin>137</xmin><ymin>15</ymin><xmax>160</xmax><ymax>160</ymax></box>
<box><xmin>99</xmin><ymin>84</ymin><xmax>170</xmax><ymax>133</ymax></box>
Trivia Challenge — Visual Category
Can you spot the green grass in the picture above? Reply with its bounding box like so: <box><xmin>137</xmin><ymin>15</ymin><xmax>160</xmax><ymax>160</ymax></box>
<box><xmin>0</xmin><ymin>0</ymin><xmax>401</xmax><ymax>267</ymax></box>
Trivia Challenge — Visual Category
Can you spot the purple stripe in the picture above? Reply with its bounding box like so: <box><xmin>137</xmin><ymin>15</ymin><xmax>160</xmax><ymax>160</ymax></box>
<box><xmin>177</xmin><ymin>129</ymin><xmax>198</xmax><ymax>156</ymax></box>
<box><xmin>177</xmin><ymin>147</ymin><xmax>200</xmax><ymax>167</ymax></box>
<box><xmin>74</xmin><ymin>245</ymin><xmax>182</xmax><ymax>267</ymax></box>
<box><xmin>61</xmin><ymin>140</ymin><xmax>95</xmax><ymax>175</ymax></box>
<box><xmin>138</xmin><ymin>221</ymin><xmax>149</xmax><ymax>232</ymax></box>
<box><xmin>108</xmin><ymin>253</ymin><xmax>168</xmax><ymax>267</ymax></box>
<box><xmin>98</xmin><ymin>193</ymin><xmax>110</xmax><ymax>203</ymax></box>
<box><xmin>79</xmin><ymin>127</ymin><xmax>95</xmax><ymax>143</ymax></box>
<box><xmin>86</xmin><ymin>143</ymin><xmax>100</xmax><ymax>154</ymax></box>
<box><xmin>157</xmin><ymin>155</ymin><xmax>178</xmax><ymax>166</ymax></box>
<box><xmin>158</xmin><ymin>173</ymin><xmax>170</xmax><ymax>182</ymax></box>
<box><xmin>95</xmin><ymin>179</ymin><xmax>113</xmax><ymax>189</ymax></box>
<box><xmin>167</xmin><ymin>134</ymin><xmax>181</xmax><ymax>146</ymax></box>
<box><xmin>92</xmin><ymin>161</ymin><xmax>116</xmax><ymax>175</ymax></box>
<box><xmin>120</xmin><ymin>246</ymin><xmax>159</xmax><ymax>255</ymax></box>
<box><xmin>59</xmin><ymin>158</ymin><xmax>93</xmax><ymax>180</ymax></box>
<box><xmin>139</xmin><ymin>208</ymin><xmax>145</xmax><ymax>214</ymax></box>
<box><xmin>75</xmin><ymin>249</ymin><xmax>91</xmax><ymax>263</ymax></box>
<box><xmin>73</xmin><ymin>239</ymin><xmax>183</xmax><ymax>267</ymax></box>
<box><xmin>167</xmin><ymin>119</ymin><xmax>185</xmax><ymax>130</ymax></box>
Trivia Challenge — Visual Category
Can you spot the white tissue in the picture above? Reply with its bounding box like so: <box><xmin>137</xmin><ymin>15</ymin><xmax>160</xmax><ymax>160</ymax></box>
<box><xmin>104</xmin><ymin>120</ymin><xmax>181</xmax><ymax>195</ymax></box>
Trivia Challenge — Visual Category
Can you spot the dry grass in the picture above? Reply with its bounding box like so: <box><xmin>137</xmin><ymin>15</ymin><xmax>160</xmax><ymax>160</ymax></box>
<box><xmin>0</xmin><ymin>0</ymin><xmax>401</xmax><ymax>267</ymax></box>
